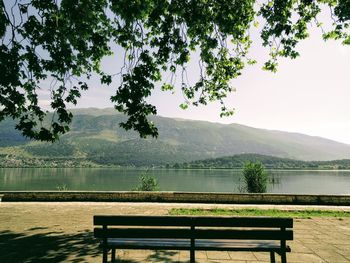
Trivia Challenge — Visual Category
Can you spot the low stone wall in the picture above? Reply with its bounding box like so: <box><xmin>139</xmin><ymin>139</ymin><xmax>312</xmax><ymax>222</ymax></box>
<box><xmin>0</xmin><ymin>191</ymin><xmax>349</xmax><ymax>205</ymax></box>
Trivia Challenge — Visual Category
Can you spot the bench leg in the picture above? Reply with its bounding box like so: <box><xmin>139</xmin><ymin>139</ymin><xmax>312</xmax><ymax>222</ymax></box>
<box><xmin>102</xmin><ymin>247</ymin><xmax>107</xmax><ymax>263</ymax></box>
<box><xmin>190</xmin><ymin>249</ymin><xmax>195</xmax><ymax>263</ymax></box>
<box><xmin>111</xmin><ymin>249</ymin><xmax>116</xmax><ymax>263</ymax></box>
<box><xmin>269</xmin><ymin>251</ymin><xmax>276</xmax><ymax>263</ymax></box>
<box><xmin>281</xmin><ymin>252</ymin><xmax>287</xmax><ymax>263</ymax></box>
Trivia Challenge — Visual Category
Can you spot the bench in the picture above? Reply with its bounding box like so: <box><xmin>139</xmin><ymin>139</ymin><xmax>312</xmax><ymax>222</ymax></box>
<box><xmin>94</xmin><ymin>215</ymin><xmax>293</xmax><ymax>263</ymax></box>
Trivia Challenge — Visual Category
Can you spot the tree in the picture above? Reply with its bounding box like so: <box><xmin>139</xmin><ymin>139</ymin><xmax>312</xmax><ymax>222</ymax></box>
<box><xmin>1</xmin><ymin>0</ymin><xmax>349</xmax><ymax>141</ymax></box>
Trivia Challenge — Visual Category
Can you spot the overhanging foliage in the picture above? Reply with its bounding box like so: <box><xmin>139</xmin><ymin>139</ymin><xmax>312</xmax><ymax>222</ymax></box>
<box><xmin>1</xmin><ymin>0</ymin><xmax>349</xmax><ymax>141</ymax></box>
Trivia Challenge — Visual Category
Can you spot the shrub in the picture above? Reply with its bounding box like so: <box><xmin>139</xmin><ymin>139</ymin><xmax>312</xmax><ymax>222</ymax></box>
<box><xmin>134</xmin><ymin>175</ymin><xmax>159</xmax><ymax>191</ymax></box>
<box><xmin>242</xmin><ymin>161</ymin><xmax>268</xmax><ymax>193</ymax></box>
<box><xmin>56</xmin><ymin>184</ymin><xmax>69</xmax><ymax>191</ymax></box>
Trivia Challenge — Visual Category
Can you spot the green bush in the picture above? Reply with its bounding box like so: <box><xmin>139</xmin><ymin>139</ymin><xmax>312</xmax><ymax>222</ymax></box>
<box><xmin>56</xmin><ymin>184</ymin><xmax>69</xmax><ymax>191</ymax></box>
<box><xmin>134</xmin><ymin>175</ymin><xmax>159</xmax><ymax>191</ymax></box>
<box><xmin>242</xmin><ymin>161</ymin><xmax>268</xmax><ymax>193</ymax></box>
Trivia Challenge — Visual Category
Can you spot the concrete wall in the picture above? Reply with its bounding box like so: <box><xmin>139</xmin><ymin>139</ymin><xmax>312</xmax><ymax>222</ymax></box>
<box><xmin>0</xmin><ymin>191</ymin><xmax>349</xmax><ymax>205</ymax></box>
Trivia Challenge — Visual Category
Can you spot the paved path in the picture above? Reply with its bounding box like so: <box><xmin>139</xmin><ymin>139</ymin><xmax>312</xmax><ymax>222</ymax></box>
<box><xmin>0</xmin><ymin>202</ymin><xmax>349</xmax><ymax>262</ymax></box>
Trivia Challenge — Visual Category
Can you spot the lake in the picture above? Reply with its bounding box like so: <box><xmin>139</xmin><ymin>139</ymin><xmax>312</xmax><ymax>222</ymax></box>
<box><xmin>0</xmin><ymin>168</ymin><xmax>349</xmax><ymax>194</ymax></box>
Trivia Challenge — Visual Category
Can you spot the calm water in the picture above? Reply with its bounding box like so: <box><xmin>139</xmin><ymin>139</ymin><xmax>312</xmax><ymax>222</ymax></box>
<box><xmin>0</xmin><ymin>168</ymin><xmax>349</xmax><ymax>194</ymax></box>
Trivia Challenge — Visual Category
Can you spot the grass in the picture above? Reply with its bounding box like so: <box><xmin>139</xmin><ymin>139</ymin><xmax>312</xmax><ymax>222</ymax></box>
<box><xmin>169</xmin><ymin>208</ymin><xmax>350</xmax><ymax>218</ymax></box>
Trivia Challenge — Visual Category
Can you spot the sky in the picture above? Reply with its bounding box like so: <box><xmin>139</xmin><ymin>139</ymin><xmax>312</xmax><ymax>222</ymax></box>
<box><xmin>34</xmin><ymin>12</ymin><xmax>350</xmax><ymax>145</ymax></box>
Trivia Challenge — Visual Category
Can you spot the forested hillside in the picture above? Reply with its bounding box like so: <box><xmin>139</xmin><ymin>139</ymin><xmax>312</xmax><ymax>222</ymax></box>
<box><xmin>172</xmin><ymin>154</ymin><xmax>350</xmax><ymax>170</ymax></box>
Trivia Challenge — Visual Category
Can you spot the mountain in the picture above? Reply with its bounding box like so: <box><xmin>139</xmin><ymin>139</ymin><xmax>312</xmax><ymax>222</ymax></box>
<box><xmin>1</xmin><ymin>107</ymin><xmax>350</xmax><ymax>167</ymax></box>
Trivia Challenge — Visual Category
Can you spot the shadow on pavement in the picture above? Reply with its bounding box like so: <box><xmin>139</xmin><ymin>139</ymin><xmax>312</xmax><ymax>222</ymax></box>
<box><xmin>147</xmin><ymin>250</ymin><xmax>179</xmax><ymax>262</ymax></box>
<box><xmin>0</xmin><ymin>229</ymin><xmax>101</xmax><ymax>263</ymax></box>
<box><xmin>0</xmin><ymin>230</ymin><xmax>182</xmax><ymax>263</ymax></box>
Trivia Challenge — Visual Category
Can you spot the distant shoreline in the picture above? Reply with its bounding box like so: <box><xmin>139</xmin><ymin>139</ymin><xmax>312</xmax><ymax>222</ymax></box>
<box><xmin>2</xmin><ymin>153</ymin><xmax>350</xmax><ymax>170</ymax></box>
<box><xmin>1</xmin><ymin>166</ymin><xmax>350</xmax><ymax>172</ymax></box>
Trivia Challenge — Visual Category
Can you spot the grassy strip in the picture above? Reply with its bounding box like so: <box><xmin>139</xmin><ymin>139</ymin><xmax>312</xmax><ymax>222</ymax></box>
<box><xmin>169</xmin><ymin>208</ymin><xmax>350</xmax><ymax>218</ymax></box>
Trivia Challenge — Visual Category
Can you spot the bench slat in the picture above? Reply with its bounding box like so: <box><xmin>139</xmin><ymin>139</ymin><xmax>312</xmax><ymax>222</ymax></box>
<box><xmin>193</xmin><ymin>216</ymin><xmax>293</xmax><ymax>228</ymax></box>
<box><xmin>94</xmin><ymin>215</ymin><xmax>293</xmax><ymax>228</ymax></box>
<box><xmin>95</xmin><ymin>228</ymin><xmax>191</xmax><ymax>239</ymax></box>
<box><xmin>94</xmin><ymin>228</ymin><xmax>293</xmax><ymax>240</ymax></box>
<box><xmin>94</xmin><ymin>215</ymin><xmax>192</xmax><ymax>226</ymax></box>
<box><xmin>195</xmin><ymin>229</ymin><xmax>293</xmax><ymax>240</ymax></box>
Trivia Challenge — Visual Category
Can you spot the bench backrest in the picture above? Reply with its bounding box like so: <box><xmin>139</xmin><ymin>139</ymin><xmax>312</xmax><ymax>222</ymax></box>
<box><xmin>94</xmin><ymin>215</ymin><xmax>293</xmax><ymax>241</ymax></box>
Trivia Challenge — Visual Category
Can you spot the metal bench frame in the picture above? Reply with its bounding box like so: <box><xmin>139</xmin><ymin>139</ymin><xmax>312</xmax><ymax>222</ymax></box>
<box><xmin>94</xmin><ymin>215</ymin><xmax>293</xmax><ymax>263</ymax></box>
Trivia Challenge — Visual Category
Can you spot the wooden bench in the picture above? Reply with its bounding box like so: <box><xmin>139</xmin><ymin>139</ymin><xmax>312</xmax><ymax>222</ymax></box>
<box><xmin>94</xmin><ymin>215</ymin><xmax>293</xmax><ymax>263</ymax></box>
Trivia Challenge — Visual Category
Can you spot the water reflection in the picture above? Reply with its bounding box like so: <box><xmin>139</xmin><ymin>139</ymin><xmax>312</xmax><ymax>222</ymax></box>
<box><xmin>0</xmin><ymin>168</ymin><xmax>349</xmax><ymax>194</ymax></box>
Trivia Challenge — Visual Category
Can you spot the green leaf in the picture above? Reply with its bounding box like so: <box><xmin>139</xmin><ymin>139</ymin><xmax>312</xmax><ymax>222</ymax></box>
<box><xmin>179</xmin><ymin>103</ymin><xmax>189</xmax><ymax>110</ymax></box>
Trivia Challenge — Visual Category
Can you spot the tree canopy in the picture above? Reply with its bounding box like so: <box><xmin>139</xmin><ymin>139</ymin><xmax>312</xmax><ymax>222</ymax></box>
<box><xmin>1</xmin><ymin>0</ymin><xmax>349</xmax><ymax>141</ymax></box>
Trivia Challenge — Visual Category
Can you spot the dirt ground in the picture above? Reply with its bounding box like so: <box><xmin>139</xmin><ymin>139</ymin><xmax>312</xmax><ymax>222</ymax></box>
<box><xmin>0</xmin><ymin>202</ymin><xmax>350</xmax><ymax>263</ymax></box>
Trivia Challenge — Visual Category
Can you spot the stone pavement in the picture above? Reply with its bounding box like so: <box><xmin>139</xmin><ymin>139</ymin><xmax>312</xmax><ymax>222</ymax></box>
<box><xmin>0</xmin><ymin>202</ymin><xmax>349</xmax><ymax>263</ymax></box>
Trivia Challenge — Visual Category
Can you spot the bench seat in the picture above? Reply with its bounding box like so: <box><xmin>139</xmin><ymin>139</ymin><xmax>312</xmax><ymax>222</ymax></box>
<box><xmin>106</xmin><ymin>238</ymin><xmax>291</xmax><ymax>252</ymax></box>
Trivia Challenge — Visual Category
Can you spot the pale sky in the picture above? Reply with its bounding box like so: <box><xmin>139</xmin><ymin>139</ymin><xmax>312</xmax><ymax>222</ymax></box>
<box><xmin>65</xmin><ymin>23</ymin><xmax>350</xmax><ymax>145</ymax></box>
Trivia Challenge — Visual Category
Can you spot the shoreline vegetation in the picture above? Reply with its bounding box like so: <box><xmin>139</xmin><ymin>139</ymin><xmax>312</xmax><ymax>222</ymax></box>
<box><xmin>2</xmin><ymin>153</ymin><xmax>350</xmax><ymax>170</ymax></box>
<box><xmin>169</xmin><ymin>208</ymin><xmax>350</xmax><ymax>218</ymax></box>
